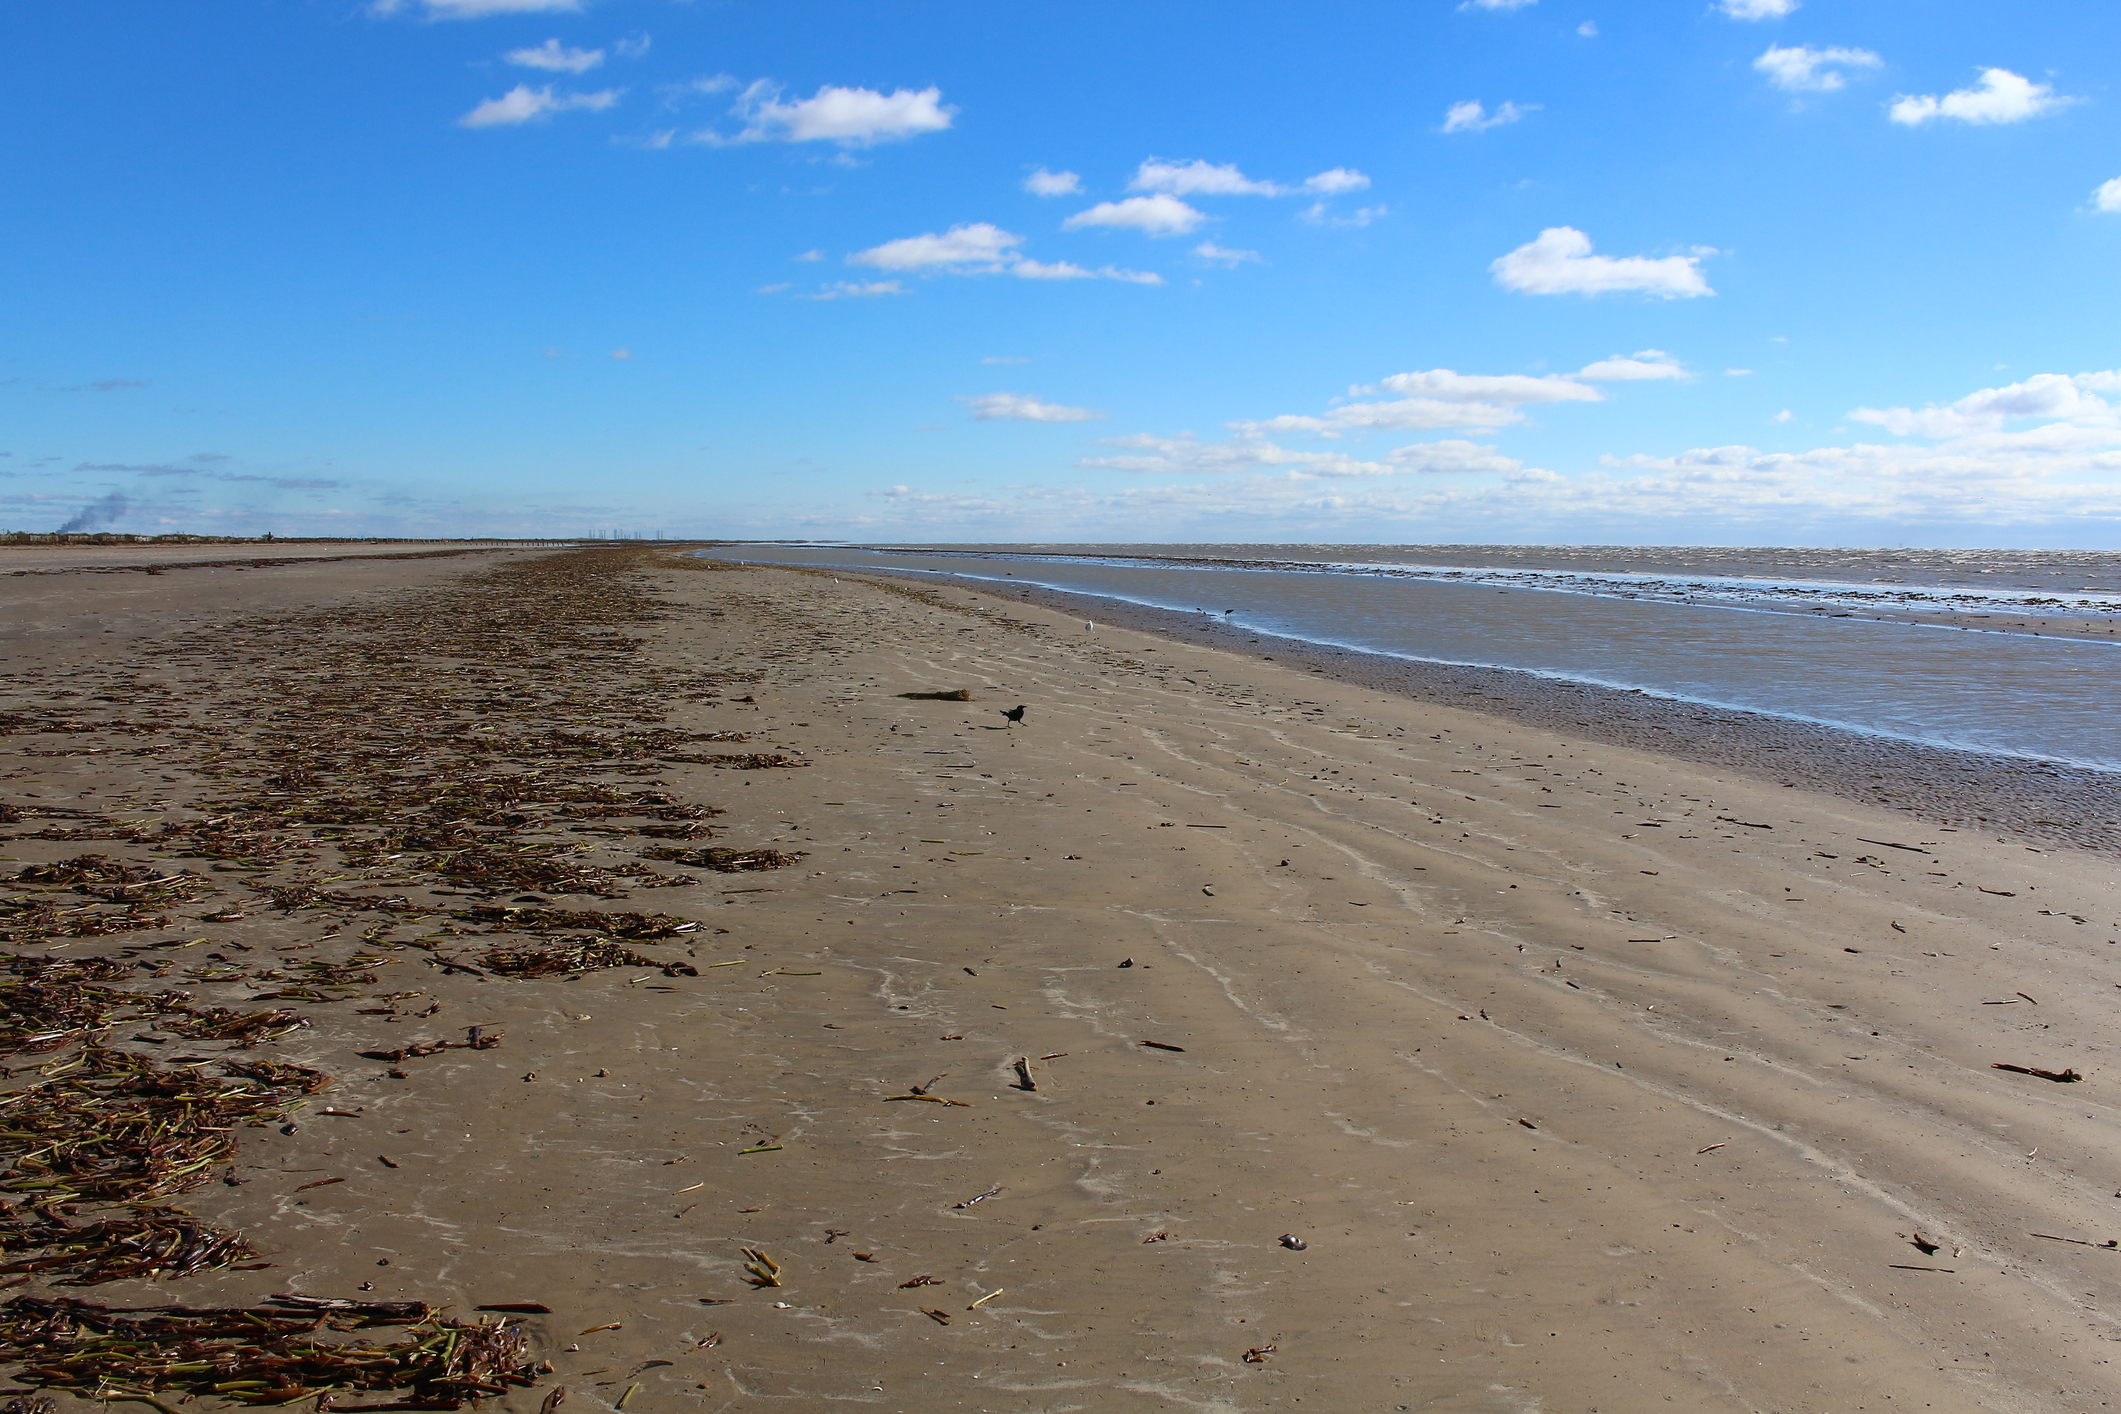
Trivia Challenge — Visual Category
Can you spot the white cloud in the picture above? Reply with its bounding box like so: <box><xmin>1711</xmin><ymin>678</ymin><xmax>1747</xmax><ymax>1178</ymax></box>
<box><xmin>1442</xmin><ymin>99</ymin><xmax>1536</xmax><ymax>133</ymax></box>
<box><xmin>1772</xmin><ymin>409</ymin><xmax>1794</xmax><ymax>423</ymax></box>
<box><xmin>1754</xmin><ymin>44</ymin><xmax>1882</xmax><ymax>93</ymax></box>
<box><xmin>1232</xmin><ymin>369</ymin><xmax>1606</xmax><ymax>438</ymax></box>
<box><xmin>1299</xmin><ymin>202</ymin><xmax>1386</xmax><ymax>227</ymax></box>
<box><xmin>372</xmin><ymin>0</ymin><xmax>580</xmax><ymax>17</ymax></box>
<box><xmin>1718</xmin><ymin>0</ymin><xmax>1797</xmax><ymax>17</ymax></box>
<box><xmin>1890</xmin><ymin>69</ymin><xmax>2075</xmax><ymax>126</ymax></box>
<box><xmin>1063</xmin><ymin>194</ymin><xmax>1205</xmax><ymax>236</ymax></box>
<box><xmin>719</xmin><ymin>82</ymin><xmax>954</xmax><ymax>146</ymax></box>
<box><xmin>2095</xmin><ymin>177</ymin><xmax>2121</xmax><ymax>213</ymax></box>
<box><xmin>505</xmin><ymin>38</ymin><xmax>602</xmax><ymax>72</ymax></box>
<box><xmin>755</xmin><ymin>282</ymin><xmax>791</xmax><ymax>294</ymax></box>
<box><xmin>1849</xmin><ymin>371</ymin><xmax>2106</xmax><ymax>437</ymax></box>
<box><xmin>1302</xmin><ymin>168</ymin><xmax>1371</xmax><ymax>195</ymax></box>
<box><xmin>1490</xmin><ymin>227</ymin><xmax>1714</xmax><ymax>298</ymax></box>
<box><xmin>844</xmin><ymin>225</ymin><xmax>1160</xmax><ymax>285</ymax></box>
<box><xmin>1024</xmin><ymin>168</ymin><xmax>1083</xmax><ymax>196</ymax></box>
<box><xmin>1194</xmin><ymin>242</ymin><xmax>1262</xmax><ymax>266</ymax></box>
<box><xmin>794</xmin><ymin>249</ymin><xmax>823</xmax><ymax>262</ymax></box>
<box><xmin>1577</xmin><ymin>350</ymin><xmax>1689</xmax><ymax>381</ymax></box>
<box><xmin>613</xmin><ymin>33</ymin><xmax>650</xmax><ymax>59</ymax></box>
<box><xmin>960</xmin><ymin>393</ymin><xmax>1105</xmax><ymax>423</ymax></box>
<box><xmin>1008</xmin><ymin>259</ymin><xmax>1095</xmax><ymax>280</ymax></box>
<box><xmin>1461</xmin><ymin>0</ymin><xmax>1536</xmax><ymax>10</ymax></box>
<box><xmin>1081</xmin><ymin>432</ymin><xmax>1523</xmax><ymax>478</ymax></box>
<box><xmin>851</xmin><ymin>223</ymin><xmax>1022</xmax><ymax>271</ymax></box>
<box><xmin>1129</xmin><ymin>159</ymin><xmax>1282</xmax><ymax>197</ymax></box>
<box><xmin>1726</xmin><ymin>368</ymin><xmax>1754</xmax><ymax>377</ymax></box>
<box><xmin>1577</xmin><ymin>20</ymin><xmax>1598</xmax><ymax>36</ymax></box>
<box><xmin>982</xmin><ymin>357</ymin><xmax>1031</xmax><ymax>365</ymax></box>
<box><xmin>802</xmin><ymin>281</ymin><xmax>907</xmax><ymax>301</ymax></box>
<box><xmin>459</xmin><ymin>84</ymin><xmax>620</xmax><ymax>128</ymax></box>
<box><xmin>609</xmin><ymin>347</ymin><xmax>632</xmax><ymax>360</ymax></box>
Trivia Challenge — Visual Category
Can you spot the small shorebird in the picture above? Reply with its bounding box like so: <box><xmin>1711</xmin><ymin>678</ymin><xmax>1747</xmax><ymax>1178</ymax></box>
<box><xmin>1000</xmin><ymin>705</ymin><xmax>1027</xmax><ymax>727</ymax></box>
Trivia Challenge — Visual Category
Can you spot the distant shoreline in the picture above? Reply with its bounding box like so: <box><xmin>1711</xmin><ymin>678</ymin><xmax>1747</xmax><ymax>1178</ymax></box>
<box><xmin>845</xmin><ymin>563</ymin><xmax>2121</xmax><ymax>857</ymax></box>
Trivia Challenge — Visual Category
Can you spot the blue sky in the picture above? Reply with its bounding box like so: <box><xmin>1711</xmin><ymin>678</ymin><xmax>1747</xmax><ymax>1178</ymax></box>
<box><xmin>5</xmin><ymin>0</ymin><xmax>2118</xmax><ymax>545</ymax></box>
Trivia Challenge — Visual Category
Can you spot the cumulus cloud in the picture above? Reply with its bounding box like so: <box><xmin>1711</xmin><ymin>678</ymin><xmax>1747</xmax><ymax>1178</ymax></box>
<box><xmin>851</xmin><ymin>223</ymin><xmax>1023</xmax><ymax>271</ymax></box>
<box><xmin>1490</xmin><ymin>227</ymin><xmax>1714</xmax><ymax>298</ymax></box>
<box><xmin>1024</xmin><ymin>168</ymin><xmax>1083</xmax><ymax>196</ymax></box>
<box><xmin>460</xmin><ymin>84</ymin><xmax>619</xmax><ymax>127</ymax></box>
<box><xmin>371</xmin><ymin>0</ymin><xmax>580</xmax><ymax>17</ymax></box>
<box><xmin>1442</xmin><ymin>99</ymin><xmax>1536</xmax><ymax>132</ymax></box>
<box><xmin>1848</xmin><ymin>371</ymin><xmax>2108</xmax><ymax>437</ymax></box>
<box><xmin>1303</xmin><ymin>168</ymin><xmax>1371</xmax><ymax>195</ymax></box>
<box><xmin>505</xmin><ymin>38</ymin><xmax>602</xmax><ymax>72</ymax></box>
<box><xmin>802</xmin><ymin>281</ymin><xmax>907</xmax><ymax>301</ymax></box>
<box><xmin>1577</xmin><ymin>350</ymin><xmax>1689</xmax><ymax>381</ymax></box>
<box><xmin>959</xmin><ymin>393</ymin><xmax>1105</xmax><ymax>423</ymax></box>
<box><xmin>1890</xmin><ymin>69</ymin><xmax>2075</xmax><ymax>126</ymax></box>
<box><xmin>1129</xmin><ymin>159</ymin><xmax>1283</xmax><ymax>197</ymax></box>
<box><xmin>1754</xmin><ymin>44</ymin><xmax>1882</xmax><ymax>92</ymax></box>
<box><xmin>1231</xmin><ymin>369</ymin><xmax>1607</xmax><ymax>438</ymax></box>
<box><xmin>1193</xmin><ymin>242</ymin><xmax>1262</xmax><ymax>266</ymax></box>
<box><xmin>845</xmin><ymin>224</ymin><xmax>1160</xmax><ymax>285</ymax></box>
<box><xmin>2096</xmin><ymin>177</ymin><xmax>2121</xmax><ymax>213</ymax></box>
<box><xmin>1081</xmin><ymin>432</ymin><xmax>1523</xmax><ymax>478</ymax></box>
<box><xmin>1718</xmin><ymin>0</ymin><xmax>1797</xmax><ymax>17</ymax></box>
<box><xmin>712</xmin><ymin>81</ymin><xmax>953</xmax><ymax>146</ymax></box>
<box><xmin>1299</xmin><ymin>202</ymin><xmax>1386</xmax><ymax>228</ymax></box>
<box><xmin>1063</xmin><ymin>194</ymin><xmax>1205</xmax><ymax>236</ymax></box>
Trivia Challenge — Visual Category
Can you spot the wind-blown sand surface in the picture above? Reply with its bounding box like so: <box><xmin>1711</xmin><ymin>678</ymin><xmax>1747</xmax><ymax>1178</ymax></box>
<box><xmin>3</xmin><ymin>547</ymin><xmax>2118</xmax><ymax>1413</ymax></box>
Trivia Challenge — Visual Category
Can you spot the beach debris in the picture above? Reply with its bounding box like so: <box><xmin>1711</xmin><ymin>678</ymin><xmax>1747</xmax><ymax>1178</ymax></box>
<box><xmin>1716</xmin><ymin>817</ymin><xmax>1772</xmax><ymax>829</ymax></box>
<box><xmin>1856</xmin><ymin>838</ymin><xmax>1929</xmax><ymax>853</ymax></box>
<box><xmin>967</xmin><ymin>1289</ymin><xmax>1002</xmax><ymax>1310</ymax></box>
<box><xmin>897</xmin><ymin>690</ymin><xmax>972</xmax><ymax>701</ymax></box>
<box><xmin>615</xmin><ymin>1383</ymin><xmax>639</xmax><ymax>1409</ymax></box>
<box><xmin>740</xmin><ymin>1249</ymin><xmax>782</xmax><ymax>1288</ymax></box>
<box><xmin>293</xmin><ymin>1177</ymin><xmax>345</xmax><ymax>1194</ymax></box>
<box><xmin>1517</xmin><ymin>1118</ymin><xmax>1537</xmax><ymax>1130</ymax></box>
<box><xmin>897</xmin><ymin>1276</ymin><xmax>939</xmax><ymax>1289</ymax></box>
<box><xmin>953</xmin><ymin>1185</ymin><xmax>1002</xmax><ymax>1210</ymax></box>
<box><xmin>1242</xmin><ymin>1345</ymin><xmax>1276</xmax><ymax>1363</ymax></box>
<box><xmin>0</xmin><ymin>1294</ymin><xmax>541</xmax><ymax>1407</ymax></box>
<box><xmin>1697</xmin><ymin>1143</ymin><xmax>1727</xmax><ymax>1154</ymax></box>
<box><xmin>476</xmin><ymin>1304</ymin><xmax>552</xmax><ymax>1314</ymax></box>
<box><xmin>1891</xmin><ymin>921</ymin><xmax>1907</xmax><ymax>932</ymax></box>
<box><xmin>1010</xmin><ymin>1057</ymin><xmax>1037</xmax><ymax>1091</ymax></box>
<box><xmin>1979</xmin><ymin>888</ymin><xmax>2018</xmax><ymax>897</ymax></box>
<box><xmin>638</xmin><ymin>847</ymin><xmax>804</xmax><ymax>873</ymax></box>
<box><xmin>737</xmin><ymin>1142</ymin><xmax>782</xmax><ymax>1154</ymax></box>
<box><xmin>359</xmin><ymin>1026</ymin><xmax>502</xmax><ymax>1064</ymax></box>
<box><xmin>853</xmin><ymin>1253</ymin><xmax>877</xmax><ymax>1262</ymax></box>
<box><xmin>1117</xmin><ymin>959</ymin><xmax>1134</xmax><ymax>968</ymax></box>
<box><xmin>576</xmin><ymin>1323</ymin><xmax>622</xmax><ymax>1335</ymax></box>
<box><xmin>1142</xmin><ymin>1231</ymin><xmax>1169</xmax><ymax>1243</ymax></box>
<box><xmin>917</xmin><ymin>1307</ymin><xmax>951</xmax><ymax>1325</ymax></box>
<box><xmin>478</xmin><ymin>940</ymin><xmax>666</xmax><ymax>979</ymax></box>
<box><xmin>2017</xmin><ymin>992</ymin><xmax>2039</xmax><ymax>1004</ymax></box>
<box><xmin>1907</xmin><ymin>1233</ymin><xmax>1940</xmax><ymax>1255</ymax></box>
<box><xmin>1276</xmin><ymin>1234</ymin><xmax>1307</xmax><ymax>1251</ymax></box>
<box><xmin>2031</xmin><ymin>1232</ymin><xmax>2119</xmax><ymax>1249</ymax></box>
<box><xmin>1888</xmin><ymin>1264</ymin><xmax>1956</xmax><ymax>1272</ymax></box>
<box><xmin>540</xmin><ymin>1388</ymin><xmax>567</xmax><ymax>1414</ymax></box>
<box><xmin>1993</xmin><ymin>1063</ymin><xmax>2081</xmax><ymax>1082</ymax></box>
<box><xmin>1138</xmin><ymin>1040</ymin><xmax>1185</xmax><ymax>1053</ymax></box>
<box><xmin>0</xmin><ymin>1206</ymin><xmax>262</xmax><ymax>1287</ymax></box>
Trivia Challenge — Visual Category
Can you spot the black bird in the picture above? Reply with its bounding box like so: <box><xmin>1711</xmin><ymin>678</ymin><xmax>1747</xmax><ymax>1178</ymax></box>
<box><xmin>1000</xmin><ymin>704</ymin><xmax>1027</xmax><ymax>727</ymax></box>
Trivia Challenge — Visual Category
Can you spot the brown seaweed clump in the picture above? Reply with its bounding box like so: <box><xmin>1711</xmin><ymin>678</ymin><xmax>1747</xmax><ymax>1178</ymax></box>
<box><xmin>477</xmin><ymin>939</ymin><xmax>669</xmax><ymax>978</ymax></box>
<box><xmin>639</xmin><ymin>846</ymin><xmax>805</xmax><ymax>872</ymax></box>
<box><xmin>0</xmin><ymin>1295</ymin><xmax>542</xmax><ymax>1408</ymax></box>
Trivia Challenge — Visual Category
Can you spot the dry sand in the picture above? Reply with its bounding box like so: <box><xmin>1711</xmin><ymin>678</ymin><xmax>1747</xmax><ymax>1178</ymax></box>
<box><xmin>3</xmin><ymin>547</ymin><xmax>2119</xmax><ymax>1414</ymax></box>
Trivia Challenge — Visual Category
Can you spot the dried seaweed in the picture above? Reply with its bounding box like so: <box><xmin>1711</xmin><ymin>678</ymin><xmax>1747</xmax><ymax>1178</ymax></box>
<box><xmin>477</xmin><ymin>941</ymin><xmax>665</xmax><ymax>979</ymax></box>
<box><xmin>0</xmin><ymin>1205</ymin><xmax>260</xmax><ymax>1286</ymax></box>
<box><xmin>0</xmin><ymin>1295</ymin><xmax>541</xmax><ymax>1408</ymax></box>
<box><xmin>637</xmin><ymin>847</ymin><xmax>804</xmax><ymax>873</ymax></box>
<box><xmin>0</xmin><ymin>1046</ymin><xmax>323</xmax><ymax>1205</ymax></box>
<box><xmin>455</xmin><ymin>907</ymin><xmax>698</xmax><ymax>940</ymax></box>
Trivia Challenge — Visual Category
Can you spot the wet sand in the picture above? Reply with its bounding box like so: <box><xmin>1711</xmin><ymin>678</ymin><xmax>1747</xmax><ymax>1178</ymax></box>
<box><xmin>5</xmin><ymin>548</ymin><xmax>2121</xmax><ymax>1413</ymax></box>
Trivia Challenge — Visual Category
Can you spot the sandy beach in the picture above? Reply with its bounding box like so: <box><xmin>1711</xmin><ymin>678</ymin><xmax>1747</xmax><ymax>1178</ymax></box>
<box><xmin>5</xmin><ymin>545</ymin><xmax>2121</xmax><ymax>1413</ymax></box>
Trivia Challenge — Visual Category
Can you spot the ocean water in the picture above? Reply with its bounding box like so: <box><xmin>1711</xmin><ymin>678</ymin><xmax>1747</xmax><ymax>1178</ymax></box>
<box><xmin>702</xmin><ymin>544</ymin><xmax>2121</xmax><ymax>772</ymax></box>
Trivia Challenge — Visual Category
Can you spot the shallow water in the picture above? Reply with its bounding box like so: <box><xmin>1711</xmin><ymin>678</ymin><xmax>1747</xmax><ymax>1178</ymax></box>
<box><xmin>706</xmin><ymin>544</ymin><xmax>2121</xmax><ymax>771</ymax></box>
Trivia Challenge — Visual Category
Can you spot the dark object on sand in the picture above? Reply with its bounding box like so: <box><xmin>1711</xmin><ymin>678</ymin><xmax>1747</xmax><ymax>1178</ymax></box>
<box><xmin>899</xmin><ymin>689</ymin><xmax>972</xmax><ymax>701</ymax></box>
<box><xmin>1276</xmin><ymin>1234</ymin><xmax>1306</xmax><ymax>1251</ymax></box>
<box><xmin>1993</xmin><ymin>1063</ymin><xmax>2081</xmax><ymax>1082</ymax></box>
<box><xmin>1000</xmin><ymin>705</ymin><xmax>1027</xmax><ymax>726</ymax></box>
